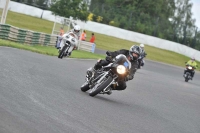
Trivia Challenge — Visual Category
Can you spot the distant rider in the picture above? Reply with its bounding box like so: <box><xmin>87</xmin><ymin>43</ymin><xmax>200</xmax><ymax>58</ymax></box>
<box><xmin>184</xmin><ymin>57</ymin><xmax>198</xmax><ymax>80</ymax></box>
<box><xmin>56</xmin><ymin>25</ymin><xmax>81</xmax><ymax>48</ymax></box>
<box><xmin>138</xmin><ymin>44</ymin><xmax>147</xmax><ymax>68</ymax></box>
<box><xmin>56</xmin><ymin>25</ymin><xmax>81</xmax><ymax>56</ymax></box>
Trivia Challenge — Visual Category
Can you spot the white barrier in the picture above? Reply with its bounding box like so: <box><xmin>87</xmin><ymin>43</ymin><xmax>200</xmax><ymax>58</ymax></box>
<box><xmin>83</xmin><ymin>21</ymin><xmax>200</xmax><ymax>61</ymax></box>
<box><xmin>2</xmin><ymin>1</ymin><xmax>200</xmax><ymax>61</ymax></box>
<box><xmin>78</xmin><ymin>41</ymin><xmax>95</xmax><ymax>53</ymax></box>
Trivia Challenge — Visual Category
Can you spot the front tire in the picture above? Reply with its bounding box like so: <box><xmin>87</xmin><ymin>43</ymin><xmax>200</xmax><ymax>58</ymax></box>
<box><xmin>185</xmin><ymin>72</ymin><xmax>190</xmax><ymax>82</ymax></box>
<box><xmin>58</xmin><ymin>45</ymin><xmax>67</xmax><ymax>59</ymax></box>
<box><xmin>80</xmin><ymin>81</ymin><xmax>90</xmax><ymax>92</ymax></box>
<box><xmin>89</xmin><ymin>76</ymin><xmax>113</xmax><ymax>97</ymax></box>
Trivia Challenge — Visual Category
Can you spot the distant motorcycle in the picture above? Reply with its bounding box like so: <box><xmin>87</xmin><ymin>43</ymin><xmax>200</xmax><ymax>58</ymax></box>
<box><xmin>184</xmin><ymin>65</ymin><xmax>194</xmax><ymax>82</ymax></box>
<box><xmin>58</xmin><ymin>32</ymin><xmax>78</xmax><ymax>59</ymax></box>
<box><xmin>80</xmin><ymin>54</ymin><xmax>131</xmax><ymax>97</ymax></box>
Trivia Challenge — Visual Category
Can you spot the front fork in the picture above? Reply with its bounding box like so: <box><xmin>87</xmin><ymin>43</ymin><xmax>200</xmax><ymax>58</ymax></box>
<box><xmin>95</xmin><ymin>72</ymin><xmax>118</xmax><ymax>93</ymax></box>
<box><xmin>59</xmin><ymin>40</ymin><xmax>74</xmax><ymax>54</ymax></box>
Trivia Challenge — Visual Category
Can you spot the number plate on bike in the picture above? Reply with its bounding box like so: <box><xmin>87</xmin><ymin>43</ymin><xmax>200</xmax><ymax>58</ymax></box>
<box><xmin>124</xmin><ymin>61</ymin><xmax>129</xmax><ymax>68</ymax></box>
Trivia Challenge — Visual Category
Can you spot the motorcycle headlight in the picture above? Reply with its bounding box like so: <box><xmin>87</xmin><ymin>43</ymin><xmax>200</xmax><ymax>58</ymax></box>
<box><xmin>188</xmin><ymin>66</ymin><xmax>192</xmax><ymax>70</ymax></box>
<box><xmin>117</xmin><ymin>65</ymin><xmax>126</xmax><ymax>74</ymax></box>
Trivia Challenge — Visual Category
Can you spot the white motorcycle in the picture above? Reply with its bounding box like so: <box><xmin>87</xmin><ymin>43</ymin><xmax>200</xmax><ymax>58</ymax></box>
<box><xmin>58</xmin><ymin>32</ymin><xmax>78</xmax><ymax>59</ymax></box>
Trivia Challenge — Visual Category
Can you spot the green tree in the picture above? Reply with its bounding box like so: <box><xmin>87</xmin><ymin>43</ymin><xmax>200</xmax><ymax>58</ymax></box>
<box><xmin>171</xmin><ymin>0</ymin><xmax>196</xmax><ymax>45</ymax></box>
<box><xmin>35</xmin><ymin>0</ymin><xmax>47</xmax><ymax>8</ymax></box>
<box><xmin>50</xmin><ymin>0</ymin><xmax>89</xmax><ymax>21</ymax></box>
<box><xmin>88</xmin><ymin>0</ymin><xmax>199</xmax><ymax>50</ymax></box>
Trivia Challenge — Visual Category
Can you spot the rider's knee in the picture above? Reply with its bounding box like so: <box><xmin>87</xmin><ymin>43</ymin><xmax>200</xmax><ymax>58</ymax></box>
<box><xmin>116</xmin><ymin>81</ymin><xmax>127</xmax><ymax>90</ymax></box>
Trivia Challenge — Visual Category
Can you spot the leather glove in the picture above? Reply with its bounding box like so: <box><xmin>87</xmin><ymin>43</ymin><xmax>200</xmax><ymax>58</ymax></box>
<box><xmin>106</xmin><ymin>56</ymin><xmax>113</xmax><ymax>62</ymax></box>
<box><xmin>106</xmin><ymin>51</ymin><xmax>112</xmax><ymax>56</ymax></box>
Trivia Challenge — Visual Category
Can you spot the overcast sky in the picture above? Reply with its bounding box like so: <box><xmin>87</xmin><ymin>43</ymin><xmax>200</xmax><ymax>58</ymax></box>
<box><xmin>191</xmin><ymin>0</ymin><xmax>200</xmax><ymax>29</ymax></box>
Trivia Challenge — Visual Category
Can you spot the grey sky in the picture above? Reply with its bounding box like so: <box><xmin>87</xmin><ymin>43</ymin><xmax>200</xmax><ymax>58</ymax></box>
<box><xmin>191</xmin><ymin>0</ymin><xmax>200</xmax><ymax>29</ymax></box>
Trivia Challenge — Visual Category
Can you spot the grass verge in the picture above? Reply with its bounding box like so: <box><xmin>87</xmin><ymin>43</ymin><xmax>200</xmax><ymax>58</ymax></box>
<box><xmin>0</xmin><ymin>39</ymin><xmax>105</xmax><ymax>59</ymax></box>
<box><xmin>5</xmin><ymin>11</ymin><xmax>200</xmax><ymax>69</ymax></box>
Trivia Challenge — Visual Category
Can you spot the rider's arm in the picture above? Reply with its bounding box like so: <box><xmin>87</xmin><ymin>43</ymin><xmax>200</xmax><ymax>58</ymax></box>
<box><xmin>185</xmin><ymin>60</ymin><xmax>190</xmax><ymax>65</ymax></box>
<box><xmin>144</xmin><ymin>52</ymin><xmax>147</xmax><ymax>57</ymax></box>
<box><xmin>106</xmin><ymin>49</ymin><xmax>128</xmax><ymax>58</ymax></box>
<box><xmin>195</xmin><ymin>62</ymin><xmax>198</xmax><ymax>69</ymax></box>
<box><xmin>126</xmin><ymin>61</ymin><xmax>138</xmax><ymax>81</ymax></box>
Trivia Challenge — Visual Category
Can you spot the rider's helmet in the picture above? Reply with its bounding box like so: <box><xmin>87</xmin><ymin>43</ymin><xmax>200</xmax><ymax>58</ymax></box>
<box><xmin>73</xmin><ymin>25</ymin><xmax>81</xmax><ymax>34</ymax></box>
<box><xmin>191</xmin><ymin>57</ymin><xmax>195</xmax><ymax>62</ymax></box>
<box><xmin>140</xmin><ymin>44</ymin><xmax>144</xmax><ymax>48</ymax></box>
<box><xmin>129</xmin><ymin>45</ymin><xmax>142</xmax><ymax>61</ymax></box>
<box><xmin>139</xmin><ymin>44</ymin><xmax>145</xmax><ymax>52</ymax></box>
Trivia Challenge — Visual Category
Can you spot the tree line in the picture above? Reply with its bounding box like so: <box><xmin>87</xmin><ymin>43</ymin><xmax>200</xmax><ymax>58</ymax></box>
<box><xmin>11</xmin><ymin>0</ymin><xmax>200</xmax><ymax>50</ymax></box>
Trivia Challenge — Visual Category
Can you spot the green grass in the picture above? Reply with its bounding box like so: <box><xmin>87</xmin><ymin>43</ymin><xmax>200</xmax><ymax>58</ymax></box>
<box><xmin>6</xmin><ymin>11</ymin><xmax>72</xmax><ymax>35</ymax></box>
<box><xmin>6</xmin><ymin>11</ymin><xmax>53</xmax><ymax>34</ymax></box>
<box><xmin>0</xmin><ymin>8</ymin><xmax>2</xmax><ymax>20</ymax></box>
<box><xmin>0</xmin><ymin>39</ymin><xmax>105</xmax><ymax>59</ymax></box>
<box><xmin>0</xmin><ymin>8</ymin><xmax>2</xmax><ymax>15</ymax></box>
<box><xmin>4</xmin><ymin>11</ymin><xmax>200</xmax><ymax>68</ymax></box>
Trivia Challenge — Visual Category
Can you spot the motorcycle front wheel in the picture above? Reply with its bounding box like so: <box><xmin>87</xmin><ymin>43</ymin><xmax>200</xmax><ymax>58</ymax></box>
<box><xmin>80</xmin><ymin>81</ymin><xmax>90</xmax><ymax>92</ymax></box>
<box><xmin>89</xmin><ymin>76</ymin><xmax>113</xmax><ymax>97</ymax></box>
<box><xmin>58</xmin><ymin>45</ymin><xmax>67</xmax><ymax>59</ymax></box>
<box><xmin>185</xmin><ymin>72</ymin><xmax>190</xmax><ymax>82</ymax></box>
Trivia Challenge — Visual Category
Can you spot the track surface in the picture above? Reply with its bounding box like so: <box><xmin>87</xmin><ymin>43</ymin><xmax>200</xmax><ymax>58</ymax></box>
<box><xmin>0</xmin><ymin>47</ymin><xmax>200</xmax><ymax>133</ymax></box>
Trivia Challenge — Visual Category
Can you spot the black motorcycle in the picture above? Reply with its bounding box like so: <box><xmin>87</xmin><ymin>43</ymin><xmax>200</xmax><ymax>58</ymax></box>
<box><xmin>80</xmin><ymin>54</ymin><xmax>131</xmax><ymax>97</ymax></box>
<box><xmin>184</xmin><ymin>65</ymin><xmax>194</xmax><ymax>82</ymax></box>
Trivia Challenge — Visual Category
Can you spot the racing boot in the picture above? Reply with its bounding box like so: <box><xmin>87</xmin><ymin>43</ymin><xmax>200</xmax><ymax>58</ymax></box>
<box><xmin>86</xmin><ymin>67</ymin><xmax>96</xmax><ymax>77</ymax></box>
<box><xmin>67</xmin><ymin>52</ymin><xmax>71</xmax><ymax>57</ymax></box>
<box><xmin>106</xmin><ymin>89</ymin><xmax>112</xmax><ymax>95</ymax></box>
<box><xmin>105</xmin><ymin>87</ymin><xmax>112</xmax><ymax>95</ymax></box>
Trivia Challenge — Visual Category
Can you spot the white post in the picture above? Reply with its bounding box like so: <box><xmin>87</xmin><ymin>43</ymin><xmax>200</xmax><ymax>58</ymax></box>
<box><xmin>78</xmin><ymin>21</ymin><xmax>86</xmax><ymax>50</ymax></box>
<box><xmin>1</xmin><ymin>0</ymin><xmax>10</xmax><ymax>24</ymax></box>
<box><xmin>51</xmin><ymin>15</ymin><xmax>56</xmax><ymax>35</ymax></box>
<box><xmin>67</xmin><ymin>19</ymin><xmax>70</xmax><ymax>32</ymax></box>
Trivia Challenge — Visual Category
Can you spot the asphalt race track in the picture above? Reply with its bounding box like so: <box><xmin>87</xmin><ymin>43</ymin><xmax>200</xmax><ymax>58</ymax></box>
<box><xmin>0</xmin><ymin>47</ymin><xmax>200</xmax><ymax>133</ymax></box>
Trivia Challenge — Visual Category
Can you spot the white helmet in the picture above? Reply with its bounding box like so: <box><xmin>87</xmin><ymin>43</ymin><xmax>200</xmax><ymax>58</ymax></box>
<box><xmin>73</xmin><ymin>25</ymin><xmax>80</xmax><ymax>33</ymax></box>
<box><xmin>140</xmin><ymin>44</ymin><xmax>144</xmax><ymax>48</ymax></box>
<box><xmin>140</xmin><ymin>44</ymin><xmax>144</xmax><ymax>51</ymax></box>
<box><xmin>191</xmin><ymin>57</ymin><xmax>195</xmax><ymax>61</ymax></box>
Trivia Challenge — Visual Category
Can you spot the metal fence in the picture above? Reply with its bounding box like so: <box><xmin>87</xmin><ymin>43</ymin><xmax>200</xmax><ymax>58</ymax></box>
<box><xmin>0</xmin><ymin>24</ymin><xmax>95</xmax><ymax>53</ymax></box>
<box><xmin>0</xmin><ymin>24</ymin><xmax>57</xmax><ymax>45</ymax></box>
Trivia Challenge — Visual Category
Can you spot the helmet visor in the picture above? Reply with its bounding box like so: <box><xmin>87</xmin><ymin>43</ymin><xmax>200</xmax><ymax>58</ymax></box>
<box><xmin>74</xmin><ymin>29</ymin><xmax>79</xmax><ymax>33</ymax></box>
<box><xmin>132</xmin><ymin>52</ymin><xmax>139</xmax><ymax>58</ymax></box>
